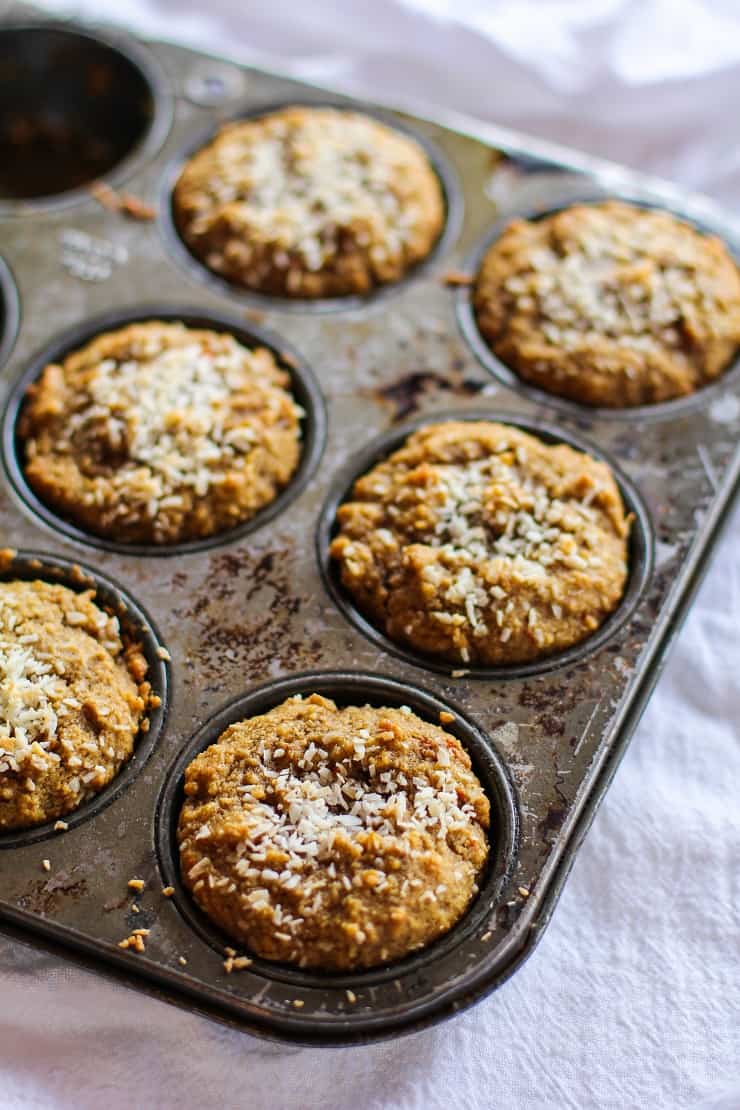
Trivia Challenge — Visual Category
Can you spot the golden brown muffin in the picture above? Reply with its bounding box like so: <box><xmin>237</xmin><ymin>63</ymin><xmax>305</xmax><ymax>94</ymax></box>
<box><xmin>330</xmin><ymin>421</ymin><xmax>631</xmax><ymax>666</ymax></box>
<box><xmin>0</xmin><ymin>580</ymin><xmax>149</xmax><ymax>830</ymax></box>
<box><xmin>172</xmin><ymin>106</ymin><xmax>445</xmax><ymax>299</ymax></box>
<box><xmin>473</xmin><ymin>201</ymin><xmax>740</xmax><ymax>407</ymax></box>
<box><xmin>19</xmin><ymin>322</ymin><xmax>303</xmax><ymax>545</ymax></box>
<box><xmin>178</xmin><ymin>693</ymin><xmax>489</xmax><ymax>970</ymax></box>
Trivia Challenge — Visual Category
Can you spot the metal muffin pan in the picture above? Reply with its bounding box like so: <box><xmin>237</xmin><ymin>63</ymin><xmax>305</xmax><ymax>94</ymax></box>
<box><xmin>0</xmin><ymin>253</ymin><xmax>19</xmax><ymax>371</ymax></box>
<box><xmin>0</xmin><ymin>20</ymin><xmax>173</xmax><ymax>213</ymax></box>
<box><xmin>0</xmin><ymin>5</ymin><xmax>739</xmax><ymax>1044</ymax></box>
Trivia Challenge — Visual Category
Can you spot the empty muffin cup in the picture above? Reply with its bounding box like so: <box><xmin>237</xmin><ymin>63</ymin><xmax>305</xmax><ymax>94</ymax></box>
<box><xmin>0</xmin><ymin>24</ymin><xmax>168</xmax><ymax>208</ymax></box>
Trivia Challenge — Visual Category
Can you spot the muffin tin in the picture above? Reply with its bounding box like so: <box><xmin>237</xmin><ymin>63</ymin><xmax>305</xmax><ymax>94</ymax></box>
<box><xmin>1</xmin><ymin>9</ymin><xmax>739</xmax><ymax>1045</ymax></box>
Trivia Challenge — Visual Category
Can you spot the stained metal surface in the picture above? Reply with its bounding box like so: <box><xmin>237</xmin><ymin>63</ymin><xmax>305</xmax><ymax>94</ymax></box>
<box><xmin>0</xmin><ymin>4</ymin><xmax>739</xmax><ymax>1044</ymax></box>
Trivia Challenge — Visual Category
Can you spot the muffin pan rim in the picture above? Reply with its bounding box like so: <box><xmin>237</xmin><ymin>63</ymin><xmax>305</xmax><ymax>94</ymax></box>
<box><xmin>158</xmin><ymin>96</ymin><xmax>465</xmax><ymax>316</ymax></box>
<box><xmin>0</xmin><ymin>19</ymin><xmax>174</xmax><ymax>216</ymax></box>
<box><xmin>0</xmin><ymin>253</ymin><xmax>19</xmax><ymax>374</ymax></box>
<box><xmin>0</xmin><ymin>302</ymin><xmax>328</xmax><ymax>558</ymax></box>
<box><xmin>317</xmin><ymin>407</ymin><xmax>654</xmax><ymax>680</ymax></box>
<box><xmin>154</xmin><ymin>669</ymin><xmax>519</xmax><ymax>998</ymax></box>
<box><xmin>0</xmin><ymin>547</ymin><xmax>170</xmax><ymax>849</ymax></box>
<box><xmin>455</xmin><ymin>189</ymin><xmax>740</xmax><ymax>424</ymax></box>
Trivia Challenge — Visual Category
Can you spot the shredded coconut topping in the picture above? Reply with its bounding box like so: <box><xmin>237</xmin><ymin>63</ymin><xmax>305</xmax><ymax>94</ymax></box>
<box><xmin>60</xmin><ymin>337</ymin><xmax>294</xmax><ymax>505</ymax></box>
<box><xmin>500</xmin><ymin>203</ymin><xmax>737</xmax><ymax>355</ymax></box>
<box><xmin>179</xmin><ymin>697</ymin><xmax>490</xmax><ymax>967</ymax></box>
<box><xmin>228</xmin><ymin>737</ymin><xmax>477</xmax><ymax>886</ymax></box>
<box><xmin>331</xmin><ymin>422</ymin><xmax>630</xmax><ymax>665</ymax></box>
<box><xmin>0</xmin><ymin>581</ymin><xmax>146</xmax><ymax>828</ymax></box>
<box><xmin>0</xmin><ymin>644</ymin><xmax>63</xmax><ymax>773</ymax></box>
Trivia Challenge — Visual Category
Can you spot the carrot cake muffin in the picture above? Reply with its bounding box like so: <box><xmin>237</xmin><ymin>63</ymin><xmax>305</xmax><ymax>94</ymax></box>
<box><xmin>178</xmin><ymin>693</ymin><xmax>489</xmax><ymax>970</ymax></box>
<box><xmin>18</xmin><ymin>321</ymin><xmax>303</xmax><ymax>545</ymax></box>
<box><xmin>330</xmin><ymin>421</ymin><xmax>631</xmax><ymax>666</ymax></box>
<box><xmin>473</xmin><ymin>201</ymin><xmax>740</xmax><ymax>407</ymax></box>
<box><xmin>0</xmin><ymin>579</ymin><xmax>149</xmax><ymax>830</ymax></box>
<box><xmin>172</xmin><ymin>106</ymin><xmax>445</xmax><ymax>299</ymax></box>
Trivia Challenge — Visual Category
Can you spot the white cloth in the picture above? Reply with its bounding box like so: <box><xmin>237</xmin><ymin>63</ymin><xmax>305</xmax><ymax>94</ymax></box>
<box><xmin>3</xmin><ymin>2</ymin><xmax>740</xmax><ymax>1107</ymax></box>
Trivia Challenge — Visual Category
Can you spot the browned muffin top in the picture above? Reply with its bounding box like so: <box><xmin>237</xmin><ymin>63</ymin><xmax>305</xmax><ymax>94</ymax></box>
<box><xmin>474</xmin><ymin>201</ymin><xmax>740</xmax><ymax>407</ymax></box>
<box><xmin>178</xmin><ymin>693</ymin><xmax>489</xmax><ymax>970</ymax></box>
<box><xmin>0</xmin><ymin>579</ymin><xmax>149</xmax><ymax>830</ymax></box>
<box><xmin>173</xmin><ymin>106</ymin><xmax>445</xmax><ymax>298</ymax></box>
<box><xmin>330</xmin><ymin>421</ymin><xmax>631</xmax><ymax>666</ymax></box>
<box><xmin>19</xmin><ymin>322</ymin><xmax>303</xmax><ymax>545</ymax></box>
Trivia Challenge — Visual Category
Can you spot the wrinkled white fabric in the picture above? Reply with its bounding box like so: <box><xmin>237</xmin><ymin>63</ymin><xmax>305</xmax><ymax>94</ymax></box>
<box><xmin>2</xmin><ymin>2</ymin><xmax>739</xmax><ymax>1107</ymax></box>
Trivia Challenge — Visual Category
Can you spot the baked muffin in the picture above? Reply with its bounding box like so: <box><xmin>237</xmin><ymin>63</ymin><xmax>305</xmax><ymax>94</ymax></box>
<box><xmin>473</xmin><ymin>201</ymin><xmax>740</xmax><ymax>407</ymax></box>
<box><xmin>172</xmin><ymin>106</ymin><xmax>445</xmax><ymax>299</ymax></box>
<box><xmin>330</xmin><ymin>421</ymin><xmax>630</xmax><ymax>666</ymax></box>
<box><xmin>178</xmin><ymin>693</ymin><xmax>489</xmax><ymax>970</ymax></box>
<box><xmin>19</xmin><ymin>322</ymin><xmax>303</xmax><ymax>545</ymax></box>
<box><xmin>0</xmin><ymin>579</ymin><xmax>149</xmax><ymax>830</ymax></box>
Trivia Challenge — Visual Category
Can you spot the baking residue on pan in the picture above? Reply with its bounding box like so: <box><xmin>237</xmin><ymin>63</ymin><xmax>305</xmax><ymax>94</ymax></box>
<box><xmin>372</xmin><ymin>369</ymin><xmax>490</xmax><ymax>421</ymax></box>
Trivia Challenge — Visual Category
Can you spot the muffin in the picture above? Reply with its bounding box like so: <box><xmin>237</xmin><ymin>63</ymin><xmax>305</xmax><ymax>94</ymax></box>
<box><xmin>473</xmin><ymin>201</ymin><xmax>740</xmax><ymax>407</ymax></box>
<box><xmin>330</xmin><ymin>421</ymin><xmax>631</xmax><ymax>666</ymax></box>
<box><xmin>178</xmin><ymin>693</ymin><xmax>489</xmax><ymax>970</ymax></box>
<box><xmin>0</xmin><ymin>579</ymin><xmax>149</xmax><ymax>830</ymax></box>
<box><xmin>172</xmin><ymin>106</ymin><xmax>445</xmax><ymax>299</ymax></box>
<box><xmin>18</xmin><ymin>321</ymin><xmax>303</xmax><ymax>545</ymax></box>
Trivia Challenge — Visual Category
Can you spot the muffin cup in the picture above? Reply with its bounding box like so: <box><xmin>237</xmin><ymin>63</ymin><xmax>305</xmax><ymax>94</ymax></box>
<box><xmin>317</xmin><ymin>409</ymin><xmax>654</xmax><ymax>680</ymax></box>
<box><xmin>0</xmin><ymin>549</ymin><xmax>170</xmax><ymax>849</ymax></box>
<box><xmin>160</xmin><ymin>98</ymin><xmax>464</xmax><ymax>315</ymax></box>
<box><xmin>1</xmin><ymin>304</ymin><xmax>327</xmax><ymax>557</ymax></box>
<box><xmin>155</xmin><ymin>671</ymin><xmax>518</xmax><ymax>1022</ymax></box>
<box><xmin>455</xmin><ymin>192</ymin><xmax>740</xmax><ymax>424</ymax></box>
<box><xmin>0</xmin><ymin>23</ymin><xmax>172</xmax><ymax>214</ymax></box>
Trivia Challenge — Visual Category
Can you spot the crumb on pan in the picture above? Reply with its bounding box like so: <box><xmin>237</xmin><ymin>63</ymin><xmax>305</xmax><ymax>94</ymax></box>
<box><xmin>443</xmin><ymin>269</ymin><xmax>473</xmax><ymax>287</ymax></box>
<box><xmin>89</xmin><ymin>182</ymin><xmax>156</xmax><ymax>220</ymax></box>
